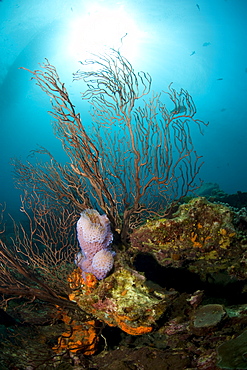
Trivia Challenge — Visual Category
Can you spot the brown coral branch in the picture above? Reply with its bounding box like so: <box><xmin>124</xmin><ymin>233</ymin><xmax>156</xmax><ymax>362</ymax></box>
<box><xmin>21</xmin><ymin>61</ymin><xmax>118</xmax><ymax>231</ymax></box>
<box><xmin>0</xmin><ymin>243</ymin><xmax>77</xmax><ymax>309</ymax></box>
<box><xmin>18</xmin><ymin>49</ymin><xmax>207</xmax><ymax>243</ymax></box>
<box><xmin>0</xmin><ymin>193</ymin><xmax>80</xmax><ymax>310</ymax></box>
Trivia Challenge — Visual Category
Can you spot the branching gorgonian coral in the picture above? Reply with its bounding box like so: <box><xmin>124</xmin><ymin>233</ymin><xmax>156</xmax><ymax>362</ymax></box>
<box><xmin>15</xmin><ymin>48</ymin><xmax>207</xmax><ymax>243</ymax></box>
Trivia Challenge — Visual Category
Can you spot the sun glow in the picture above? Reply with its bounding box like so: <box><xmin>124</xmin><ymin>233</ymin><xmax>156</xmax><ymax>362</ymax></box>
<box><xmin>67</xmin><ymin>5</ymin><xmax>143</xmax><ymax>61</ymax></box>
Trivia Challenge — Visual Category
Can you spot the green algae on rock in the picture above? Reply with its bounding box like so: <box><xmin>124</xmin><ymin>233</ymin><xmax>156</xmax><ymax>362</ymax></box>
<box><xmin>217</xmin><ymin>329</ymin><xmax>247</xmax><ymax>369</ymax></box>
<box><xmin>192</xmin><ymin>304</ymin><xmax>226</xmax><ymax>336</ymax></box>
<box><xmin>68</xmin><ymin>268</ymin><xmax>176</xmax><ymax>335</ymax></box>
<box><xmin>193</xmin><ymin>304</ymin><xmax>226</xmax><ymax>328</ymax></box>
<box><xmin>130</xmin><ymin>197</ymin><xmax>246</xmax><ymax>280</ymax></box>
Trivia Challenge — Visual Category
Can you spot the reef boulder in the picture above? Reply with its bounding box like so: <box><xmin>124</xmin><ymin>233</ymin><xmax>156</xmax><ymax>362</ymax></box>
<box><xmin>130</xmin><ymin>197</ymin><xmax>246</xmax><ymax>281</ymax></box>
<box><xmin>68</xmin><ymin>268</ymin><xmax>177</xmax><ymax>335</ymax></box>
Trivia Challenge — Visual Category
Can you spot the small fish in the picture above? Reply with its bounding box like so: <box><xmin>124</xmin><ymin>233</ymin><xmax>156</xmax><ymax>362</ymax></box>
<box><xmin>217</xmin><ymin>78</ymin><xmax>223</xmax><ymax>80</ymax></box>
<box><xmin>171</xmin><ymin>105</ymin><xmax>187</xmax><ymax>115</ymax></box>
<box><xmin>190</xmin><ymin>51</ymin><xmax>196</xmax><ymax>56</ymax></box>
<box><xmin>245</xmin><ymin>67</ymin><xmax>247</xmax><ymax>73</ymax></box>
<box><xmin>196</xmin><ymin>4</ymin><xmax>200</xmax><ymax>11</ymax></box>
<box><xmin>203</xmin><ymin>42</ymin><xmax>211</xmax><ymax>47</ymax></box>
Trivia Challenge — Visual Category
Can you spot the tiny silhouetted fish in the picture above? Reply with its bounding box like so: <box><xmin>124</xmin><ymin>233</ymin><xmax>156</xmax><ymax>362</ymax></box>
<box><xmin>217</xmin><ymin>78</ymin><xmax>223</xmax><ymax>80</ymax></box>
<box><xmin>190</xmin><ymin>51</ymin><xmax>195</xmax><ymax>56</ymax></box>
<box><xmin>221</xmin><ymin>108</ymin><xmax>226</xmax><ymax>112</ymax></box>
<box><xmin>171</xmin><ymin>105</ymin><xmax>187</xmax><ymax>115</ymax></box>
<box><xmin>245</xmin><ymin>67</ymin><xmax>247</xmax><ymax>73</ymax></box>
<box><xmin>203</xmin><ymin>42</ymin><xmax>211</xmax><ymax>47</ymax></box>
<box><xmin>196</xmin><ymin>4</ymin><xmax>200</xmax><ymax>11</ymax></box>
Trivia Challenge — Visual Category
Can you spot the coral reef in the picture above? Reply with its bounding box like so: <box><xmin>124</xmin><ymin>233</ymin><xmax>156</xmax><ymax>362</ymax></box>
<box><xmin>2</xmin><ymin>47</ymin><xmax>247</xmax><ymax>369</ymax></box>
<box><xmin>76</xmin><ymin>209</ymin><xmax>115</xmax><ymax>280</ymax></box>
<box><xmin>131</xmin><ymin>197</ymin><xmax>246</xmax><ymax>281</ymax></box>
<box><xmin>1</xmin><ymin>197</ymin><xmax>247</xmax><ymax>368</ymax></box>
<box><xmin>2</xmin><ymin>288</ymin><xmax>247</xmax><ymax>369</ymax></box>
<box><xmin>53</xmin><ymin>308</ymin><xmax>98</xmax><ymax>355</ymax></box>
<box><xmin>217</xmin><ymin>329</ymin><xmax>247</xmax><ymax>369</ymax></box>
<box><xmin>196</xmin><ymin>182</ymin><xmax>247</xmax><ymax>209</ymax></box>
<box><xmin>192</xmin><ymin>303</ymin><xmax>226</xmax><ymax>335</ymax></box>
<box><xmin>67</xmin><ymin>268</ymin><xmax>175</xmax><ymax>336</ymax></box>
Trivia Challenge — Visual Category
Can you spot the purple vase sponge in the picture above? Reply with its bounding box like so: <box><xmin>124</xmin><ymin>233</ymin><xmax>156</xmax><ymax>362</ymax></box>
<box><xmin>76</xmin><ymin>209</ymin><xmax>114</xmax><ymax>280</ymax></box>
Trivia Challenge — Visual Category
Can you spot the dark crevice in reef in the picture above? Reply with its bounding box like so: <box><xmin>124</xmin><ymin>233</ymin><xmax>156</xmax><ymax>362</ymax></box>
<box><xmin>134</xmin><ymin>253</ymin><xmax>247</xmax><ymax>305</ymax></box>
<box><xmin>0</xmin><ymin>308</ymin><xmax>17</xmax><ymax>326</ymax></box>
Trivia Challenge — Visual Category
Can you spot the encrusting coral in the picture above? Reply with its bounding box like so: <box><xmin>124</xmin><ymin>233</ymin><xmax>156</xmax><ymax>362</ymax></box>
<box><xmin>67</xmin><ymin>267</ymin><xmax>176</xmax><ymax>337</ymax></box>
<box><xmin>53</xmin><ymin>272</ymin><xmax>99</xmax><ymax>355</ymax></box>
<box><xmin>53</xmin><ymin>268</ymin><xmax>162</xmax><ymax>354</ymax></box>
<box><xmin>51</xmin><ymin>197</ymin><xmax>247</xmax><ymax>357</ymax></box>
<box><xmin>53</xmin><ymin>307</ymin><xmax>98</xmax><ymax>355</ymax></box>
<box><xmin>130</xmin><ymin>197</ymin><xmax>246</xmax><ymax>280</ymax></box>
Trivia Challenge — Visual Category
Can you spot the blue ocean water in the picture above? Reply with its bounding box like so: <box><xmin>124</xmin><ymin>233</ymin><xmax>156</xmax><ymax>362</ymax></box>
<box><xmin>0</xmin><ymin>0</ymin><xmax>246</xmax><ymax>219</ymax></box>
